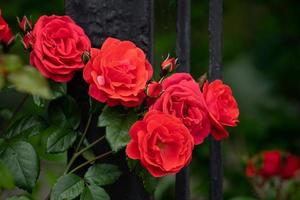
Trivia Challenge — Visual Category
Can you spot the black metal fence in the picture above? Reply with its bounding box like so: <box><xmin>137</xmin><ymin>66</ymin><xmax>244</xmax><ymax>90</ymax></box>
<box><xmin>65</xmin><ymin>0</ymin><xmax>223</xmax><ymax>199</ymax></box>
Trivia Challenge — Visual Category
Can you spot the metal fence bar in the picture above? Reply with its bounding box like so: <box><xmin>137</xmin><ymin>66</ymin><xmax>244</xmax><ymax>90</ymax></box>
<box><xmin>175</xmin><ymin>0</ymin><xmax>191</xmax><ymax>200</ymax></box>
<box><xmin>65</xmin><ymin>0</ymin><xmax>154</xmax><ymax>199</ymax></box>
<box><xmin>208</xmin><ymin>0</ymin><xmax>223</xmax><ymax>199</ymax></box>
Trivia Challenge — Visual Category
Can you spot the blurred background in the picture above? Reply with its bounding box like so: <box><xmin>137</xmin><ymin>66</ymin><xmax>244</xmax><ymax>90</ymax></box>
<box><xmin>0</xmin><ymin>0</ymin><xmax>299</xmax><ymax>199</ymax></box>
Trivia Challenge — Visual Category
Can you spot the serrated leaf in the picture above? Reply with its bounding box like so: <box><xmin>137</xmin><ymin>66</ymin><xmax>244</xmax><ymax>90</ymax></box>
<box><xmin>0</xmin><ymin>141</ymin><xmax>39</xmax><ymax>192</ymax></box>
<box><xmin>5</xmin><ymin>116</ymin><xmax>46</xmax><ymax>139</ymax></box>
<box><xmin>139</xmin><ymin>169</ymin><xmax>159</xmax><ymax>194</ymax></box>
<box><xmin>84</xmin><ymin>164</ymin><xmax>121</xmax><ymax>186</ymax></box>
<box><xmin>0</xmin><ymin>161</ymin><xmax>15</xmax><ymax>189</ymax></box>
<box><xmin>80</xmin><ymin>185</ymin><xmax>110</xmax><ymax>200</ymax></box>
<box><xmin>7</xmin><ymin>196</ymin><xmax>31</xmax><ymax>200</ymax></box>
<box><xmin>46</xmin><ymin>126</ymin><xmax>77</xmax><ymax>153</ymax></box>
<box><xmin>51</xmin><ymin>174</ymin><xmax>84</xmax><ymax>200</ymax></box>
<box><xmin>98</xmin><ymin>106</ymin><xmax>138</xmax><ymax>152</ymax></box>
<box><xmin>48</xmin><ymin>96</ymin><xmax>81</xmax><ymax>130</ymax></box>
<box><xmin>8</xmin><ymin>66</ymin><xmax>51</xmax><ymax>98</ymax></box>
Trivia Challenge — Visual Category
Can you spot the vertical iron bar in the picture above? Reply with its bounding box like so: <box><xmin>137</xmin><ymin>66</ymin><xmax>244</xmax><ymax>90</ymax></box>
<box><xmin>208</xmin><ymin>0</ymin><xmax>223</xmax><ymax>199</ymax></box>
<box><xmin>175</xmin><ymin>0</ymin><xmax>191</xmax><ymax>200</ymax></box>
<box><xmin>65</xmin><ymin>0</ymin><xmax>154</xmax><ymax>199</ymax></box>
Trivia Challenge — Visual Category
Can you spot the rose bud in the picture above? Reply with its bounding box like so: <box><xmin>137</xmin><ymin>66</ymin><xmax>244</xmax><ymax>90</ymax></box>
<box><xmin>17</xmin><ymin>16</ymin><xmax>32</xmax><ymax>33</ymax></box>
<box><xmin>146</xmin><ymin>81</ymin><xmax>162</xmax><ymax>98</ymax></box>
<box><xmin>259</xmin><ymin>150</ymin><xmax>282</xmax><ymax>179</ymax></box>
<box><xmin>280</xmin><ymin>154</ymin><xmax>300</xmax><ymax>179</ymax></box>
<box><xmin>0</xmin><ymin>10</ymin><xmax>14</xmax><ymax>46</ymax></box>
<box><xmin>82</xmin><ymin>51</ymin><xmax>90</xmax><ymax>65</ymax></box>
<box><xmin>161</xmin><ymin>55</ymin><xmax>177</xmax><ymax>72</ymax></box>
<box><xmin>246</xmin><ymin>160</ymin><xmax>256</xmax><ymax>177</ymax></box>
<box><xmin>21</xmin><ymin>31</ymin><xmax>34</xmax><ymax>50</ymax></box>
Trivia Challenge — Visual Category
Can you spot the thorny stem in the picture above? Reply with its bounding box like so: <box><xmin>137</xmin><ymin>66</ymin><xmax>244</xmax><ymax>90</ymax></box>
<box><xmin>69</xmin><ymin>151</ymin><xmax>113</xmax><ymax>174</ymax></box>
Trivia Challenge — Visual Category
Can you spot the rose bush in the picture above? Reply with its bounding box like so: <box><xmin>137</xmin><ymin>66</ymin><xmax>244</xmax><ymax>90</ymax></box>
<box><xmin>150</xmin><ymin>73</ymin><xmax>210</xmax><ymax>144</ymax></box>
<box><xmin>83</xmin><ymin>37</ymin><xmax>153</xmax><ymax>107</ymax></box>
<box><xmin>126</xmin><ymin>110</ymin><xmax>194</xmax><ymax>177</ymax></box>
<box><xmin>30</xmin><ymin>15</ymin><xmax>91</xmax><ymax>82</ymax></box>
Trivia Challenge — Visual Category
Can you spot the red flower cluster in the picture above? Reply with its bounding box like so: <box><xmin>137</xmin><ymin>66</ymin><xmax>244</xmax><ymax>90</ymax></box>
<box><xmin>246</xmin><ymin>150</ymin><xmax>300</xmax><ymax>180</ymax></box>
<box><xmin>0</xmin><ymin>10</ymin><xmax>14</xmax><ymax>46</ymax></box>
<box><xmin>7</xmin><ymin>14</ymin><xmax>239</xmax><ymax>177</ymax></box>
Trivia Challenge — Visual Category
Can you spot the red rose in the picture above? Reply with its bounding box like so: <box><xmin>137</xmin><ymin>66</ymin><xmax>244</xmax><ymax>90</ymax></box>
<box><xmin>126</xmin><ymin>110</ymin><xmax>194</xmax><ymax>177</ymax></box>
<box><xmin>83</xmin><ymin>37</ymin><xmax>153</xmax><ymax>107</ymax></box>
<box><xmin>18</xmin><ymin>16</ymin><xmax>32</xmax><ymax>33</ymax></box>
<box><xmin>203</xmin><ymin>80</ymin><xmax>239</xmax><ymax>140</ymax></box>
<box><xmin>259</xmin><ymin>150</ymin><xmax>281</xmax><ymax>179</ymax></box>
<box><xmin>30</xmin><ymin>15</ymin><xmax>91</xmax><ymax>82</ymax></box>
<box><xmin>21</xmin><ymin>31</ymin><xmax>34</xmax><ymax>50</ymax></box>
<box><xmin>0</xmin><ymin>10</ymin><xmax>14</xmax><ymax>46</ymax></box>
<box><xmin>280</xmin><ymin>154</ymin><xmax>300</xmax><ymax>179</ymax></box>
<box><xmin>150</xmin><ymin>73</ymin><xmax>210</xmax><ymax>145</ymax></box>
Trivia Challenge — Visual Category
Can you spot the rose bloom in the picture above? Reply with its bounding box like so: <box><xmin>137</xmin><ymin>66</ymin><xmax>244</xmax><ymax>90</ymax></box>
<box><xmin>280</xmin><ymin>154</ymin><xmax>300</xmax><ymax>179</ymax></box>
<box><xmin>126</xmin><ymin>110</ymin><xmax>194</xmax><ymax>177</ymax></box>
<box><xmin>83</xmin><ymin>37</ymin><xmax>153</xmax><ymax>107</ymax></box>
<box><xmin>30</xmin><ymin>15</ymin><xmax>91</xmax><ymax>82</ymax></box>
<box><xmin>0</xmin><ymin>10</ymin><xmax>14</xmax><ymax>46</ymax></box>
<box><xmin>150</xmin><ymin>73</ymin><xmax>210</xmax><ymax>145</ymax></box>
<box><xmin>146</xmin><ymin>81</ymin><xmax>162</xmax><ymax>98</ymax></box>
<box><xmin>203</xmin><ymin>80</ymin><xmax>239</xmax><ymax>140</ymax></box>
<box><xmin>245</xmin><ymin>160</ymin><xmax>256</xmax><ymax>177</ymax></box>
<box><xmin>259</xmin><ymin>150</ymin><xmax>282</xmax><ymax>179</ymax></box>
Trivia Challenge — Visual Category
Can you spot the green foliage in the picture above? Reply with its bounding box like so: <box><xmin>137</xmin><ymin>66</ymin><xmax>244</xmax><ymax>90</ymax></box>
<box><xmin>80</xmin><ymin>184</ymin><xmax>110</xmax><ymax>200</ymax></box>
<box><xmin>7</xmin><ymin>196</ymin><xmax>31</xmax><ymax>200</ymax></box>
<box><xmin>0</xmin><ymin>141</ymin><xmax>39</xmax><ymax>192</ymax></box>
<box><xmin>139</xmin><ymin>168</ymin><xmax>159</xmax><ymax>194</ymax></box>
<box><xmin>48</xmin><ymin>96</ymin><xmax>81</xmax><ymax>130</ymax></box>
<box><xmin>84</xmin><ymin>164</ymin><xmax>121</xmax><ymax>186</ymax></box>
<box><xmin>98</xmin><ymin>106</ymin><xmax>138</xmax><ymax>152</ymax></box>
<box><xmin>5</xmin><ymin>116</ymin><xmax>46</xmax><ymax>139</ymax></box>
<box><xmin>7</xmin><ymin>66</ymin><xmax>51</xmax><ymax>98</ymax></box>
<box><xmin>46</xmin><ymin>125</ymin><xmax>78</xmax><ymax>153</ymax></box>
<box><xmin>51</xmin><ymin>174</ymin><xmax>84</xmax><ymax>200</ymax></box>
<box><xmin>0</xmin><ymin>161</ymin><xmax>15</xmax><ymax>189</ymax></box>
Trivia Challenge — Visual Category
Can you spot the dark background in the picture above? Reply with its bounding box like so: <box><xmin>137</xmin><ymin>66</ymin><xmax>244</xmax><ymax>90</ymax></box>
<box><xmin>0</xmin><ymin>0</ymin><xmax>299</xmax><ymax>199</ymax></box>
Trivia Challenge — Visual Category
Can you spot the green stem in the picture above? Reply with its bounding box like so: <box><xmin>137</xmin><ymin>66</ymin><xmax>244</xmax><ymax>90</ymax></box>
<box><xmin>69</xmin><ymin>151</ymin><xmax>112</xmax><ymax>174</ymax></box>
<box><xmin>64</xmin><ymin>135</ymin><xmax>105</xmax><ymax>174</ymax></box>
<box><xmin>75</xmin><ymin>113</ymin><xmax>93</xmax><ymax>152</ymax></box>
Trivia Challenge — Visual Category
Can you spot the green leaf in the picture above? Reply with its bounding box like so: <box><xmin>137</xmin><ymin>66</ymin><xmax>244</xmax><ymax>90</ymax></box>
<box><xmin>80</xmin><ymin>185</ymin><xmax>110</xmax><ymax>200</ymax></box>
<box><xmin>0</xmin><ymin>161</ymin><xmax>15</xmax><ymax>189</ymax></box>
<box><xmin>46</xmin><ymin>126</ymin><xmax>78</xmax><ymax>154</ymax></box>
<box><xmin>8</xmin><ymin>66</ymin><xmax>51</xmax><ymax>98</ymax></box>
<box><xmin>7</xmin><ymin>196</ymin><xmax>31</xmax><ymax>200</ymax></box>
<box><xmin>33</xmin><ymin>81</ymin><xmax>67</xmax><ymax>108</ymax></box>
<box><xmin>84</xmin><ymin>164</ymin><xmax>121</xmax><ymax>186</ymax></box>
<box><xmin>5</xmin><ymin>116</ymin><xmax>46</xmax><ymax>139</ymax></box>
<box><xmin>139</xmin><ymin>169</ymin><xmax>159</xmax><ymax>194</ymax></box>
<box><xmin>48</xmin><ymin>96</ymin><xmax>81</xmax><ymax>130</ymax></box>
<box><xmin>51</xmin><ymin>174</ymin><xmax>84</xmax><ymax>200</ymax></box>
<box><xmin>0</xmin><ymin>141</ymin><xmax>39</xmax><ymax>192</ymax></box>
<box><xmin>127</xmin><ymin>157</ymin><xmax>139</xmax><ymax>172</ymax></box>
<box><xmin>98</xmin><ymin>106</ymin><xmax>138</xmax><ymax>152</ymax></box>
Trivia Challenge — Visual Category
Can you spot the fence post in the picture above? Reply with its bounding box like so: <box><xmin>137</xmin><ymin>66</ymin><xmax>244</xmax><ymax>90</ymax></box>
<box><xmin>208</xmin><ymin>0</ymin><xmax>223</xmax><ymax>199</ymax></box>
<box><xmin>65</xmin><ymin>0</ymin><xmax>154</xmax><ymax>199</ymax></box>
<box><xmin>175</xmin><ymin>0</ymin><xmax>191</xmax><ymax>200</ymax></box>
